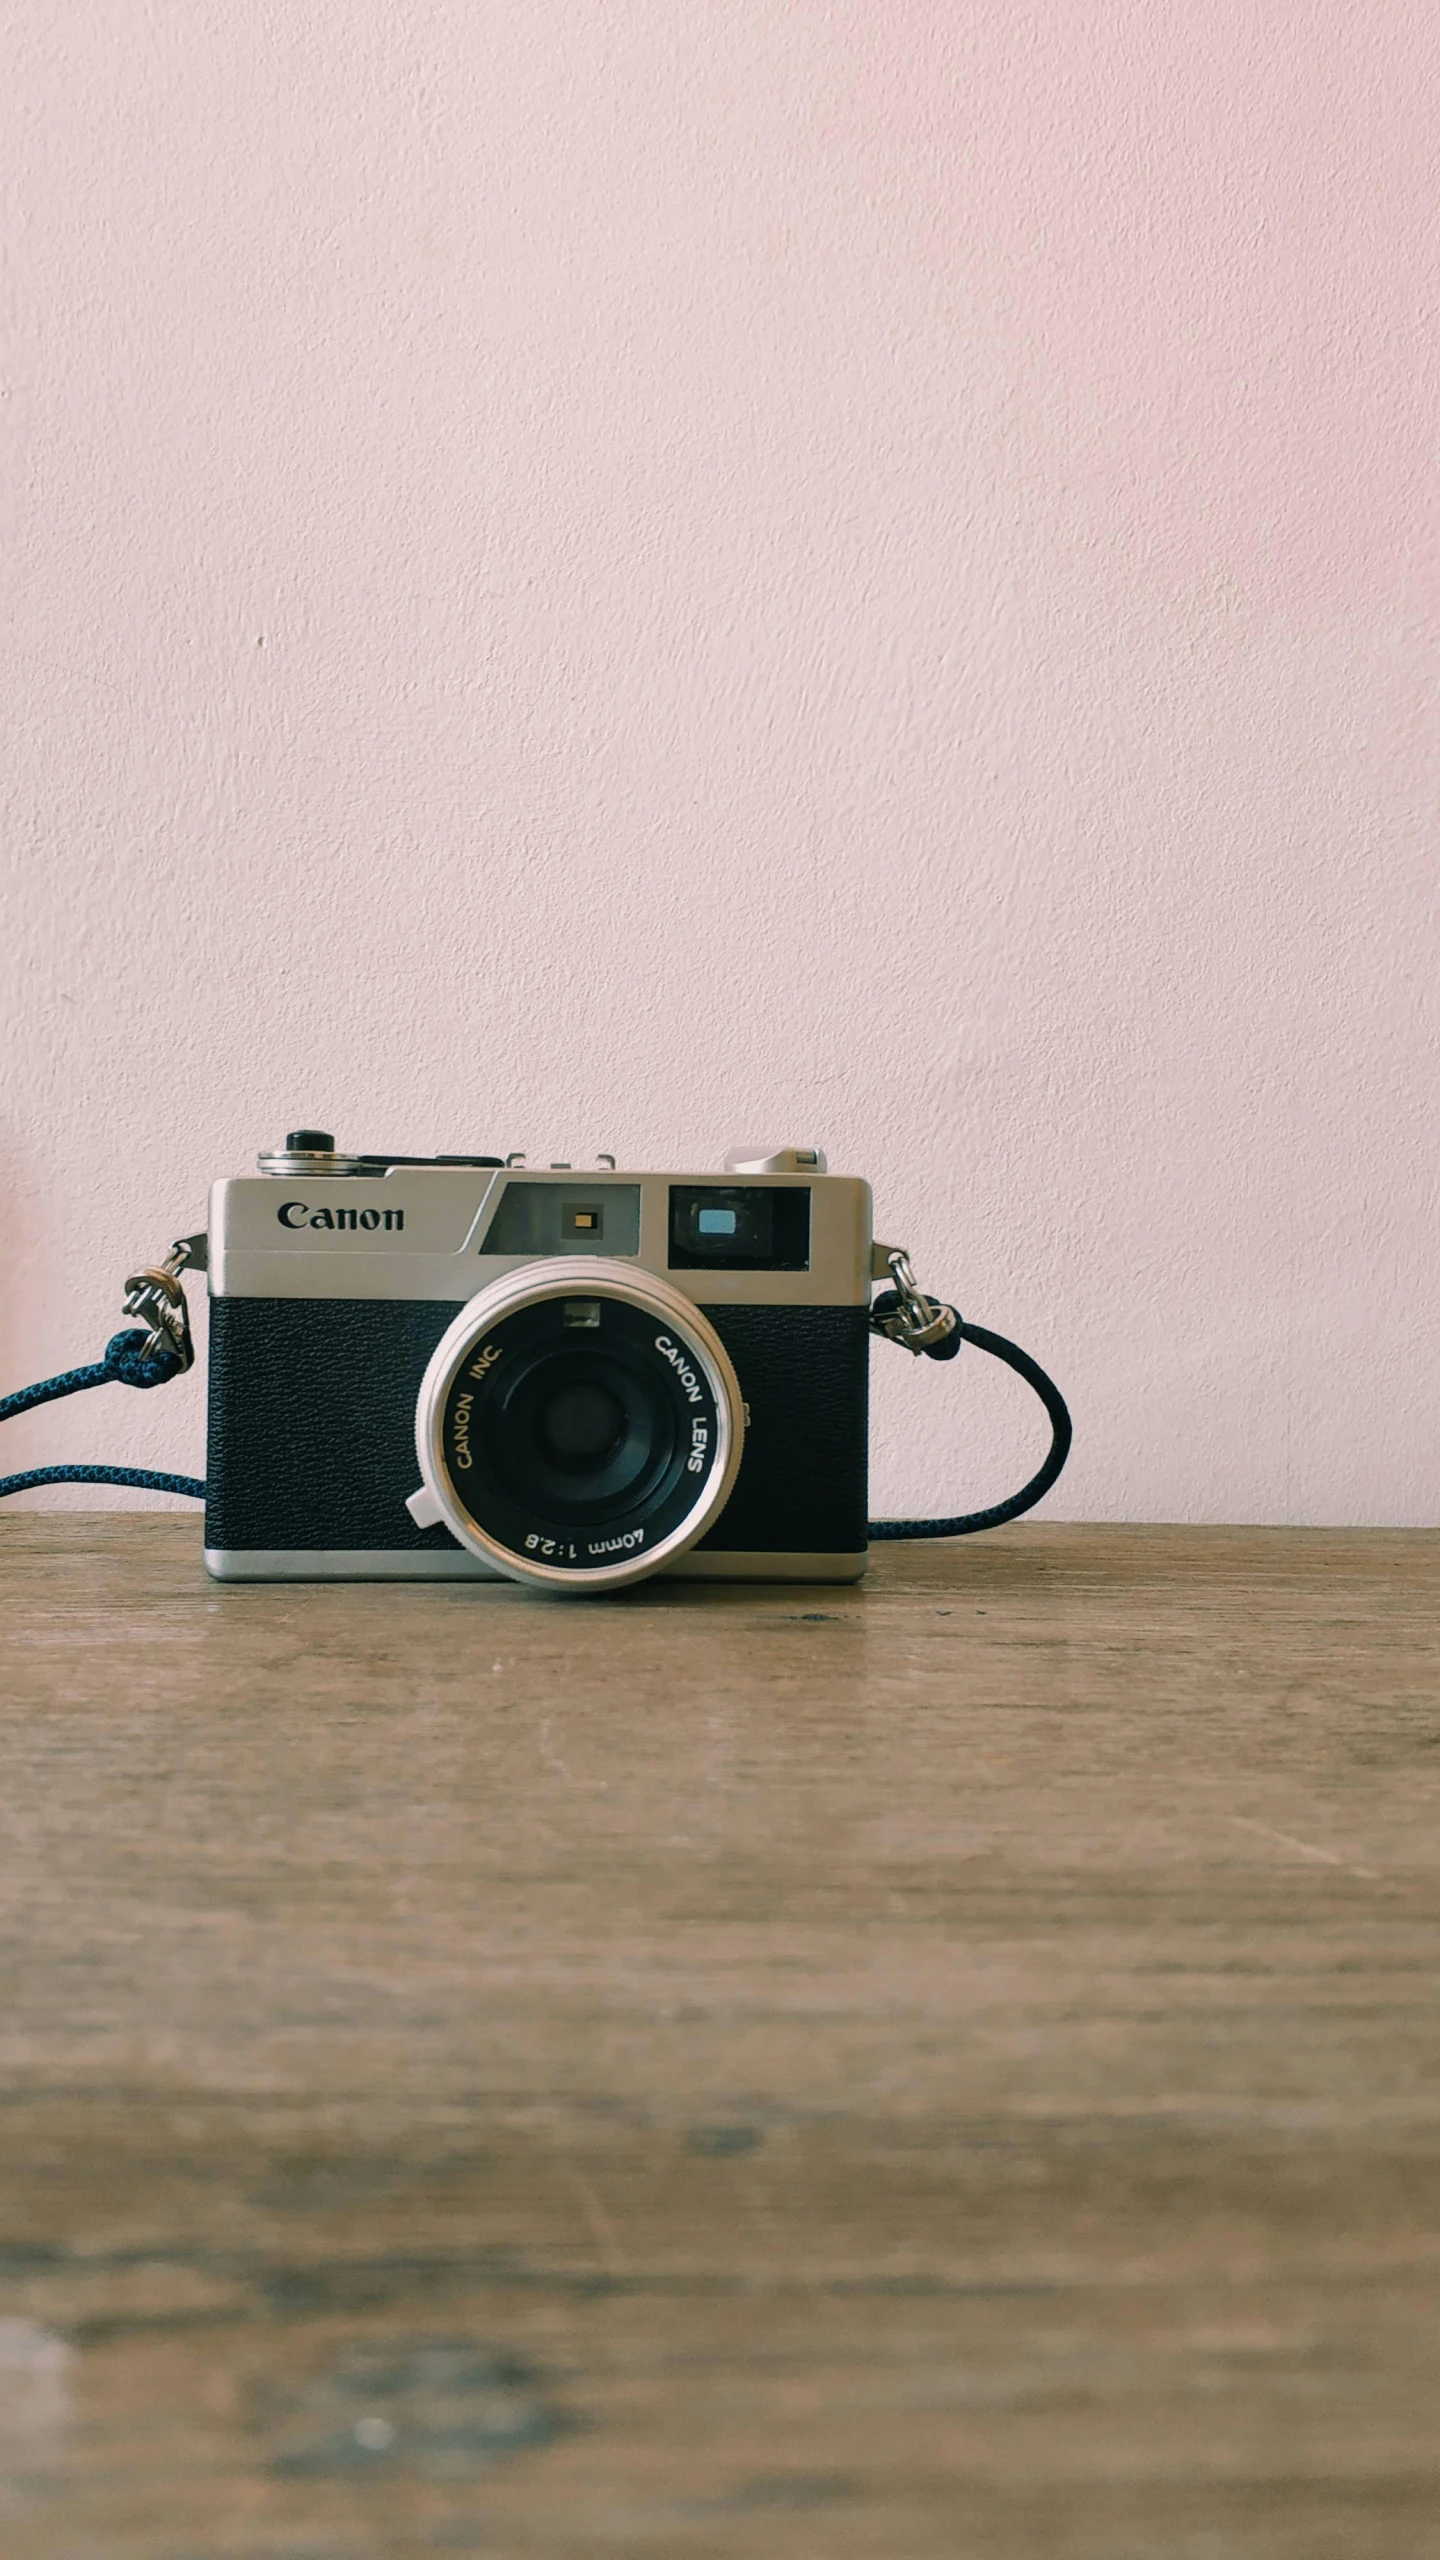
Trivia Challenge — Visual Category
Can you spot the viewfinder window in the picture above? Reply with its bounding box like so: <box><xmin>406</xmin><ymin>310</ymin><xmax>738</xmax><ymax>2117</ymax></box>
<box><xmin>668</xmin><ymin>1185</ymin><xmax>809</xmax><ymax>1272</ymax></box>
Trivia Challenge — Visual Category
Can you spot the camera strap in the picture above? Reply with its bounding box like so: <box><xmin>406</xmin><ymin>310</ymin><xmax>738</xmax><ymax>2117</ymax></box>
<box><xmin>0</xmin><ymin>1233</ymin><xmax>1071</xmax><ymax>1536</ymax></box>
<box><xmin>0</xmin><ymin>1236</ymin><xmax>208</xmax><ymax>1503</ymax></box>
<box><xmin>865</xmin><ymin>1245</ymin><xmax>1072</xmax><ymax>1536</ymax></box>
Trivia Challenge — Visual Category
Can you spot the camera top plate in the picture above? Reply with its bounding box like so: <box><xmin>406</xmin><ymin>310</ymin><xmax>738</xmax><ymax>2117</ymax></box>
<box><xmin>212</xmin><ymin>1139</ymin><xmax>872</xmax><ymax>1311</ymax></box>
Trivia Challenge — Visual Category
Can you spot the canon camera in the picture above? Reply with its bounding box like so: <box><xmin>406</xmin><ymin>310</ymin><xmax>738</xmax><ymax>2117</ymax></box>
<box><xmin>204</xmin><ymin>1131</ymin><xmax>904</xmax><ymax>1592</ymax></box>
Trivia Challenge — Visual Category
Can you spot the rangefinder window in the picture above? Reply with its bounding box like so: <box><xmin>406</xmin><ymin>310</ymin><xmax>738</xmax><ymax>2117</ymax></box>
<box><xmin>482</xmin><ymin>1182</ymin><xmax>640</xmax><ymax>1257</ymax></box>
<box><xmin>668</xmin><ymin>1185</ymin><xmax>810</xmax><ymax>1272</ymax></box>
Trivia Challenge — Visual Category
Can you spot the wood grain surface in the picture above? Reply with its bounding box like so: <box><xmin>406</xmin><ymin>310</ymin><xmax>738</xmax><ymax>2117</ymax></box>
<box><xmin>1</xmin><ymin>1515</ymin><xmax>1437</xmax><ymax>2557</ymax></box>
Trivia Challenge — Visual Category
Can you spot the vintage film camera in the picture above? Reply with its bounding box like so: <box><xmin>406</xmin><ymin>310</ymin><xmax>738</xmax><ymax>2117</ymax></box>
<box><xmin>204</xmin><ymin>1132</ymin><xmax>909</xmax><ymax>1590</ymax></box>
<box><xmin>4</xmin><ymin>1130</ymin><xmax>1068</xmax><ymax>1591</ymax></box>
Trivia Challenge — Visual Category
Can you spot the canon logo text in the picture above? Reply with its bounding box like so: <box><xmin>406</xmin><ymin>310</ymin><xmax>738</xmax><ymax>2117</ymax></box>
<box><xmin>277</xmin><ymin>1201</ymin><xmax>405</xmax><ymax>1232</ymax></box>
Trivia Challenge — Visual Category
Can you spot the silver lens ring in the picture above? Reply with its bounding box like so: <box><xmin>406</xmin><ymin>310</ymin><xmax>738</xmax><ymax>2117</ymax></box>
<box><xmin>413</xmin><ymin>1257</ymin><xmax>745</xmax><ymax>1592</ymax></box>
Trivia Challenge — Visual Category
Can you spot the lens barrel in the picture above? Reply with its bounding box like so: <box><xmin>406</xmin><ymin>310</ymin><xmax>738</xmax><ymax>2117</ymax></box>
<box><xmin>412</xmin><ymin>1259</ymin><xmax>745</xmax><ymax>1591</ymax></box>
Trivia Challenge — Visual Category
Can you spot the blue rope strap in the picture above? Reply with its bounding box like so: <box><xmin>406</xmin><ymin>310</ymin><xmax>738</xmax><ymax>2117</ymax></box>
<box><xmin>0</xmin><ymin>1329</ymin><xmax>205</xmax><ymax>1503</ymax></box>
<box><xmin>0</xmin><ymin>1465</ymin><xmax>207</xmax><ymax>1499</ymax></box>
<box><xmin>2</xmin><ymin>1315</ymin><xmax>1069</xmax><ymax>1532</ymax></box>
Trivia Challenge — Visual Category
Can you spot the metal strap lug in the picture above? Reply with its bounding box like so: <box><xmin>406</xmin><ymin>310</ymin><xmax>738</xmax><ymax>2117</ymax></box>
<box><xmin>869</xmin><ymin>1245</ymin><xmax>959</xmax><ymax>1356</ymax></box>
<box><xmin>121</xmin><ymin>1234</ymin><xmax>206</xmax><ymax>1370</ymax></box>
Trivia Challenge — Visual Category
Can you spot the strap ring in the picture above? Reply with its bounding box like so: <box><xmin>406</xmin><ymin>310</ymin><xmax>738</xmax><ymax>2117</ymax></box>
<box><xmin>869</xmin><ymin>1247</ymin><xmax>959</xmax><ymax>1356</ymax></box>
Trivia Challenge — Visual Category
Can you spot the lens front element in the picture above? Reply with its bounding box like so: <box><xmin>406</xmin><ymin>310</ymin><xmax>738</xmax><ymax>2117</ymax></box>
<box><xmin>538</xmin><ymin>1379</ymin><xmax>626</xmax><ymax>1471</ymax></box>
<box><xmin>413</xmin><ymin>1259</ymin><xmax>744</xmax><ymax>1590</ymax></box>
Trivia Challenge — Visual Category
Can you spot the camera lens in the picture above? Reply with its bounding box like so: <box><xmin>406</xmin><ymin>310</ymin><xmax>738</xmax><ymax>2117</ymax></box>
<box><xmin>415</xmin><ymin>1258</ymin><xmax>745</xmax><ymax>1591</ymax></box>
<box><xmin>486</xmin><ymin>1339</ymin><xmax>672</xmax><ymax>1518</ymax></box>
<box><xmin>536</xmin><ymin>1379</ymin><xmax>626</xmax><ymax>1471</ymax></box>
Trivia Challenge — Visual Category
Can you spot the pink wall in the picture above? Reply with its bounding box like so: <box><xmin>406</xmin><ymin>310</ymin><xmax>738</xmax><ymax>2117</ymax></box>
<box><xmin>854</xmin><ymin>0</ymin><xmax>1439</xmax><ymax>620</ymax></box>
<box><xmin>2</xmin><ymin>0</ymin><xmax>1436</xmax><ymax>1522</ymax></box>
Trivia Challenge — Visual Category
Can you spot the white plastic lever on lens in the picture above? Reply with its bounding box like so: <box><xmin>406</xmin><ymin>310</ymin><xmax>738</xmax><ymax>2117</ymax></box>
<box><xmin>406</xmin><ymin>1484</ymin><xmax>446</xmax><ymax>1529</ymax></box>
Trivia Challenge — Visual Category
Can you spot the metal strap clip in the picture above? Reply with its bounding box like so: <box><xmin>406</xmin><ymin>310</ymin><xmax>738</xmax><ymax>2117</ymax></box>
<box><xmin>869</xmin><ymin>1244</ymin><xmax>959</xmax><ymax>1356</ymax></box>
<box><xmin>122</xmin><ymin>1233</ymin><xmax>207</xmax><ymax>1372</ymax></box>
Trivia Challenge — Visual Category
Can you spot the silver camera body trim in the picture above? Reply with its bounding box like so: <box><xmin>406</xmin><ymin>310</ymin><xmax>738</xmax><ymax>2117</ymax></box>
<box><xmin>206</xmin><ymin>1165</ymin><xmax>872</xmax><ymax>1307</ymax></box>
<box><xmin>202</xmin><ymin>1545</ymin><xmax>867</xmax><ymax>1582</ymax></box>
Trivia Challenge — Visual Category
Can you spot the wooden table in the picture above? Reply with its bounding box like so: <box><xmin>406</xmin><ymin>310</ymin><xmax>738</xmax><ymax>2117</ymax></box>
<box><xmin>1</xmin><ymin>1516</ymin><xmax>1437</xmax><ymax>2557</ymax></box>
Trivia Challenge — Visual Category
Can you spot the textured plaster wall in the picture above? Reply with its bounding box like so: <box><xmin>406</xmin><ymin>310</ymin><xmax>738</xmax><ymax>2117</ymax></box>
<box><xmin>2</xmin><ymin>0</ymin><xmax>1437</xmax><ymax>1524</ymax></box>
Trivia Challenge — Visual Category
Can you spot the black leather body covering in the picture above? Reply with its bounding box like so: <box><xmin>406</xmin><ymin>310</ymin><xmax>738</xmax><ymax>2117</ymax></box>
<box><xmin>205</xmin><ymin>1297</ymin><xmax>870</xmax><ymax>1555</ymax></box>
